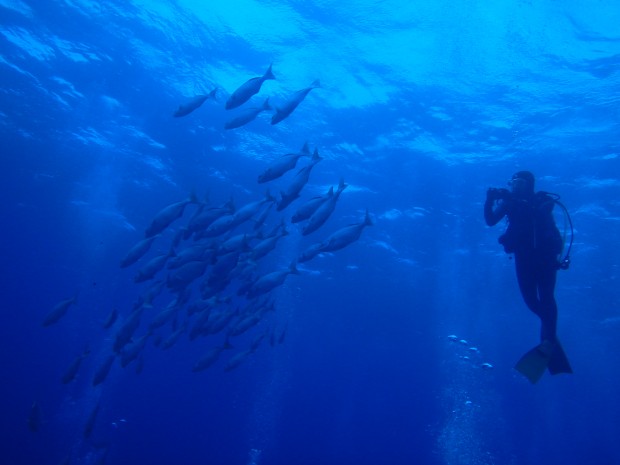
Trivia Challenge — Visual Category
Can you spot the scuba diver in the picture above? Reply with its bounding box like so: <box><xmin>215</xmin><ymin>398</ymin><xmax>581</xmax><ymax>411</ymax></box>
<box><xmin>484</xmin><ymin>170</ymin><xmax>573</xmax><ymax>383</ymax></box>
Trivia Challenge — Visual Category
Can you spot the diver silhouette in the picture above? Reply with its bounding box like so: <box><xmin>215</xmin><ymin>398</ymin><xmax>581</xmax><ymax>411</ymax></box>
<box><xmin>484</xmin><ymin>170</ymin><xmax>573</xmax><ymax>383</ymax></box>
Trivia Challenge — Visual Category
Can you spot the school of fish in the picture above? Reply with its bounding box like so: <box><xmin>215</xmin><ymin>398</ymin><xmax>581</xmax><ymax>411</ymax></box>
<box><xmin>36</xmin><ymin>64</ymin><xmax>372</xmax><ymax>448</ymax></box>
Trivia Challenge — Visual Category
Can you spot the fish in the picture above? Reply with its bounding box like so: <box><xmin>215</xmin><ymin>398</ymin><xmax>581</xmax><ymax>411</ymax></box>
<box><xmin>225</xmin><ymin>98</ymin><xmax>271</xmax><ymax>130</ymax></box>
<box><xmin>217</xmin><ymin>233</ymin><xmax>254</xmax><ymax>256</ymax></box>
<box><xmin>83</xmin><ymin>402</ymin><xmax>100</xmax><ymax>439</ymax></box>
<box><xmin>250</xmin><ymin>331</ymin><xmax>268</xmax><ymax>352</ymax></box>
<box><xmin>173</xmin><ymin>89</ymin><xmax>217</xmax><ymax>117</ymax></box>
<box><xmin>201</xmin><ymin>308</ymin><xmax>239</xmax><ymax>336</ymax></box>
<box><xmin>228</xmin><ymin>314</ymin><xmax>261</xmax><ymax>337</ymax></box>
<box><xmin>291</xmin><ymin>187</ymin><xmax>332</xmax><ymax>223</ymax></box>
<box><xmin>120</xmin><ymin>235</ymin><xmax>158</xmax><ymax>268</ymax></box>
<box><xmin>167</xmin><ymin>259</ymin><xmax>209</xmax><ymax>292</ymax></box>
<box><xmin>61</xmin><ymin>348</ymin><xmax>91</xmax><ymax>384</ymax></box>
<box><xmin>134</xmin><ymin>280</ymin><xmax>165</xmax><ymax>310</ymax></box>
<box><xmin>161</xmin><ymin>323</ymin><xmax>187</xmax><ymax>350</ymax></box>
<box><xmin>189</xmin><ymin>307</ymin><xmax>213</xmax><ymax>340</ymax></box>
<box><xmin>316</xmin><ymin>209</ymin><xmax>373</xmax><ymax>253</ymax></box>
<box><xmin>192</xmin><ymin>341</ymin><xmax>232</xmax><ymax>372</ymax></box>
<box><xmin>42</xmin><ymin>294</ymin><xmax>78</xmax><ymax>327</ymax></box>
<box><xmin>230</xmin><ymin>190</ymin><xmax>276</xmax><ymax>229</ymax></box>
<box><xmin>277</xmin><ymin>149</ymin><xmax>323</xmax><ymax>211</ymax></box>
<box><xmin>271</xmin><ymin>79</ymin><xmax>320</xmax><ymax>125</ymax></box>
<box><xmin>200</xmin><ymin>213</ymin><xmax>236</xmax><ymax>238</ymax></box>
<box><xmin>246</xmin><ymin>261</ymin><xmax>299</xmax><ymax>299</ymax></box>
<box><xmin>224</xmin><ymin>348</ymin><xmax>253</xmax><ymax>371</ymax></box>
<box><xmin>148</xmin><ymin>302</ymin><xmax>180</xmax><ymax>331</ymax></box>
<box><xmin>167</xmin><ymin>243</ymin><xmax>213</xmax><ymax>269</ymax></box>
<box><xmin>184</xmin><ymin>198</ymin><xmax>235</xmax><ymax>240</ymax></box>
<box><xmin>134</xmin><ymin>249</ymin><xmax>174</xmax><ymax>283</ymax></box>
<box><xmin>120</xmin><ymin>332</ymin><xmax>151</xmax><ymax>367</ymax></box>
<box><xmin>204</xmin><ymin>250</ymin><xmax>241</xmax><ymax>288</ymax></box>
<box><xmin>145</xmin><ymin>193</ymin><xmax>199</xmax><ymax>238</ymax></box>
<box><xmin>102</xmin><ymin>308</ymin><xmax>119</xmax><ymax>329</ymax></box>
<box><xmin>297</xmin><ymin>242</ymin><xmax>324</xmax><ymax>263</ymax></box>
<box><xmin>113</xmin><ymin>307</ymin><xmax>144</xmax><ymax>353</ymax></box>
<box><xmin>152</xmin><ymin>334</ymin><xmax>164</xmax><ymax>348</ymax></box>
<box><xmin>252</xmin><ymin>202</ymin><xmax>274</xmax><ymax>231</ymax></box>
<box><xmin>236</xmin><ymin>274</ymin><xmax>257</xmax><ymax>297</ymax></box>
<box><xmin>227</xmin><ymin>257</ymin><xmax>257</xmax><ymax>284</ymax></box>
<box><xmin>92</xmin><ymin>354</ymin><xmax>116</xmax><ymax>386</ymax></box>
<box><xmin>187</xmin><ymin>295</ymin><xmax>222</xmax><ymax>316</ymax></box>
<box><xmin>200</xmin><ymin>274</ymin><xmax>231</xmax><ymax>300</ymax></box>
<box><xmin>257</xmin><ymin>142</ymin><xmax>311</xmax><ymax>184</ymax></box>
<box><xmin>302</xmin><ymin>178</ymin><xmax>347</xmax><ymax>235</ymax></box>
<box><xmin>225</xmin><ymin>64</ymin><xmax>275</xmax><ymax>110</ymax></box>
<box><xmin>249</xmin><ymin>225</ymin><xmax>288</xmax><ymax>261</ymax></box>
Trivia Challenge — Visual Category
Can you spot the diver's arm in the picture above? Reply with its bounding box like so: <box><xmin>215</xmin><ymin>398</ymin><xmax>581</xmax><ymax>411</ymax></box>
<box><xmin>484</xmin><ymin>189</ymin><xmax>508</xmax><ymax>226</ymax></box>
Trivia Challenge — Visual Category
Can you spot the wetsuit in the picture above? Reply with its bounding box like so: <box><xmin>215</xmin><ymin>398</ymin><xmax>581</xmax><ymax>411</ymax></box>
<box><xmin>485</xmin><ymin>190</ymin><xmax>563</xmax><ymax>343</ymax></box>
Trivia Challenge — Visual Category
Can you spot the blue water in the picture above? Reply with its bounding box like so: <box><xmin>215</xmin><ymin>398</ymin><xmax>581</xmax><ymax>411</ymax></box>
<box><xmin>1</xmin><ymin>1</ymin><xmax>619</xmax><ymax>464</ymax></box>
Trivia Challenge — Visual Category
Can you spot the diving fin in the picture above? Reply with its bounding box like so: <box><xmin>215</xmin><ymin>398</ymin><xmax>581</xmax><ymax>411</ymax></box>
<box><xmin>547</xmin><ymin>339</ymin><xmax>573</xmax><ymax>376</ymax></box>
<box><xmin>515</xmin><ymin>340</ymin><xmax>554</xmax><ymax>384</ymax></box>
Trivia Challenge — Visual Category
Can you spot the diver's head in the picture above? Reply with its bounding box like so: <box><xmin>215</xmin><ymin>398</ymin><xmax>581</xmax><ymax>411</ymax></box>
<box><xmin>509</xmin><ymin>170</ymin><xmax>535</xmax><ymax>198</ymax></box>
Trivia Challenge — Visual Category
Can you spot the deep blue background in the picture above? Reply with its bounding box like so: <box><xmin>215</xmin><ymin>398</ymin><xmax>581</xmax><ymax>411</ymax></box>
<box><xmin>1</xmin><ymin>1</ymin><xmax>619</xmax><ymax>464</ymax></box>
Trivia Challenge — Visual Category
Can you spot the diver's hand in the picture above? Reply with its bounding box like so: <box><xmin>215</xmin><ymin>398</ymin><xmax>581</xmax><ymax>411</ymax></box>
<box><xmin>487</xmin><ymin>187</ymin><xmax>509</xmax><ymax>202</ymax></box>
<box><xmin>486</xmin><ymin>188</ymin><xmax>500</xmax><ymax>201</ymax></box>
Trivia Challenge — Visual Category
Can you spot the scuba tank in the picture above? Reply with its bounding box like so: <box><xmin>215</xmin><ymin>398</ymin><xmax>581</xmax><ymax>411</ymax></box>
<box><xmin>541</xmin><ymin>192</ymin><xmax>573</xmax><ymax>270</ymax></box>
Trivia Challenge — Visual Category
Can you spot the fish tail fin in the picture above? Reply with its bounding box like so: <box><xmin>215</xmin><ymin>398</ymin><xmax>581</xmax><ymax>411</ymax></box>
<box><xmin>337</xmin><ymin>177</ymin><xmax>348</xmax><ymax>193</ymax></box>
<box><xmin>310</xmin><ymin>79</ymin><xmax>321</xmax><ymax>88</ymax></box>
<box><xmin>262</xmin><ymin>97</ymin><xmax>272</xmax><ymax>111</ymax></box>
<box><xmin>202</xmin><ymin>190</ymin><xmax>211</xmax><ymax>204</ymax></box>
<box><xmin>209</xmin><ymin>88</ymin><xmax>218</xmax><ymax>101</ymax></box>
<box><xmin>265</xmin><ymin>189</ymin><xmax>275</xmax><ymax>202</ymax></box>
<box><xmin>270</xmin><ymin>110</ymin><xmax>282</xmax><ymax>125</ymax></box>
<box><xmin>364</xmin><ymin>209</ymin><xmax>373</xmax><ymax>226</ymax></box>
<box><xmin>264</xmin><ymin>63</ymin><xmax>276</xmax><ymax>80</ymax></box>
<box><xmin>182</xmin><ymin>227</ymin><xmax>193</xmax><ymax>241</ymax></box>
<box><xmin>188</xmin><ymin>191</ymin><xmax>199</xmax><ymax>204</ymax></box>
<box><xmin>289</xmin><ymin>260</ymin><xmax>300</xmax><ymax>275</ymax></box>
<box><xmin>300</xmin><ymin>141</ymin><xmax>311</xmax><ymax>156</ymax></box>
<box><xmin>225</xmin><ymin>196</ymin><xmax>236</xmax><ymax>213</ymax></box>
<box><xmin>311</xmin><ymin>148</ymin><xmax>323</xmax><ymax>163</ymax></box>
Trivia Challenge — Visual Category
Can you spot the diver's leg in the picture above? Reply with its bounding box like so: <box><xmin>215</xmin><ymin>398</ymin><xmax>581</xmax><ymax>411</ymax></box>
<box><xmin>537</xmin><ymin>262</ymin><xmax>558</xmax><ymax>342</ymax></box>
<box><xmin>514</xmin><ymin>253</ymin><xmax>541</xmax><ymax>316</ymax></box>
<box><xmin>537</xmin><ymin>262</ymin><xmax>572</xmax><ymax>375</ymax></box>
<box><xmin>513</xmin><ymin>254</ymin><xmax>565</xmax><ymax>381</ymax></box>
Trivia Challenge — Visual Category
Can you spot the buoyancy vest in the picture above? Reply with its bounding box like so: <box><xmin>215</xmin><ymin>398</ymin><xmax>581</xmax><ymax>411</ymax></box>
<box><xmin>498</xmin><ymin>191</ymin><xmax>563</xmax><ymax>257</ymax></box>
